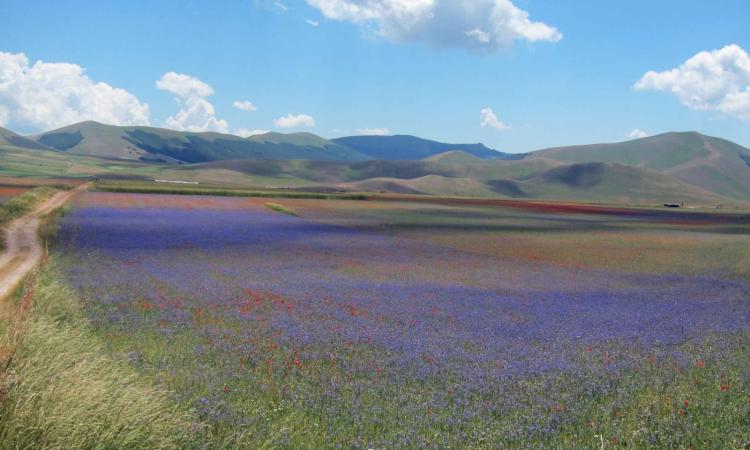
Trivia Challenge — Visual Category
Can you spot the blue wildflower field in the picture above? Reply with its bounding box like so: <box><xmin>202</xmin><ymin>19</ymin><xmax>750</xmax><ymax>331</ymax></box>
<box><xmin>55</xmin><ymin>192</ymin><xmax>750</xmax><ymax>448</ymax></box>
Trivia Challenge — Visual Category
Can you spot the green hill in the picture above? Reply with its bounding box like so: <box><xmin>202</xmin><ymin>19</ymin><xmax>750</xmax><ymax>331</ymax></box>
<box><xmin>532</xmin><ymin>132</ymin><xmax>750</xmax><ymax>200</ymax></box>
<box><xmin>335</xmin><ymin>162</ymin><xmax>725</xmax><ymax>204</ymax></box>
<box><xmin>25</xmin><ymin>123</ymin><xmax>522</xmax><ymax>163</ymax></box>
<box><xmin>33</xmin><ymin>121</ymin><xmax>369</xmax><ymax>163</ymax></box>
<box><xmin>0</xmin><ymin>126</ymin><xmax>53</xmax><ymax>151</ymax></box>
<box><xmin>3</xmin><ymin>122</ymin><xmax>749</xmax><ymax>206</ymax></box>
<box><xmin>517</xmin><ymin>162</ymin><xmax>727</xmax><ymax>204</ymax></box>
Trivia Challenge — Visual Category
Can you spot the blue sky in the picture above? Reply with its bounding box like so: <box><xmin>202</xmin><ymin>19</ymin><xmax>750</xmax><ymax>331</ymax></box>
<box><xmin>1</xmin><ymin>0</ymin><xmax>749</xmax><ymax>152</ymax></box>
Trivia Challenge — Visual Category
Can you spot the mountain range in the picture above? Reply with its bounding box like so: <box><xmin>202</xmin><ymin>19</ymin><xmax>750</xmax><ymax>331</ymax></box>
<box><xmin>1</xmin><ymin>121</ymin><xmax>750</xmax><ymax>205</ymax></box>
<box><xmin>14</xmin><ymin>121</ymin><xmax>517</xmax><ymax>163</ymax></box>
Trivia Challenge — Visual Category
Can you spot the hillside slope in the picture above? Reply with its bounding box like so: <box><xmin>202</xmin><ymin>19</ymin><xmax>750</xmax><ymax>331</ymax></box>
<box><xmin>33</xmin><ymin>121</ymin><xmax>369</xmax><ymax>163</ymax></box>
<box><xmin>0</xmin><ymin>126</ymin><xmax>53</xmax><ymax>151</ymax></box>
<box><xmin>533</xmin><ymin>132</ymin><xmax>750</xmax><ymax>200</ymax></box>
<box><xmin>337</xmin><ymin>162</ymin><xmax>726</xmax><ymax>204</ymax></box>
<box><xmin>520</xmin><ymin>162</ymin><xmax>727</xmax><ymax>204</ymax></box>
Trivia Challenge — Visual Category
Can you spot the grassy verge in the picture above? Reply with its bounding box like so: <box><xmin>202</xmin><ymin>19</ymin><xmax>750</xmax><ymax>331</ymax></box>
<box><xmin>264</xmin><ymin>202</ymin><xmax>298</xmax><ymax>216</ymax></box>
<box><xmin>0</xmin><ymin>187</ymin><xmax>57</xmax><ymax>227</ymax></box>
<box><xmin>0</xmin><ymin>262</ymin><xmax>201</xmax><ymax>449</ymax></box>
<box><xmin>38</xmin><ymin>206</ymin><xmax>70</xmax><ymax>249</ymax></box>
<box><xmin>94</xmin><ymin>181</ymin><xmax>367</xmax><ymax>201</ymax></box>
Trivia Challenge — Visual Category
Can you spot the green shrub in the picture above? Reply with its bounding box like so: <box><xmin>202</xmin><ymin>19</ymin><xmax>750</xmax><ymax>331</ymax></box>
<box><xmin>264</xmin><ymin>202</ymin><xmax>298</xmax><ymax>216</ymax></box>
<box><xmin>0</xmin><ymin>187</ymin><xmax>57</xmax><ymax>227</ymax></box>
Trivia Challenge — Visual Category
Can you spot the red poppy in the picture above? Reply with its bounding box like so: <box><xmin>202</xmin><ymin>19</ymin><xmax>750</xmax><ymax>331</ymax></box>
<box><xmin>696</xmin><ymin>359</ymin><xmax>705</xmax><ymax>368</ymax></box>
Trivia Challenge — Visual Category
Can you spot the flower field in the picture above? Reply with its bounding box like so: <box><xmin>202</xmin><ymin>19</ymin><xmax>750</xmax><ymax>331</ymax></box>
<box><xmin>54</xmin><ymin>192</ymin><xmax>750</xmax><ymax>448</ymax></box>
<box><xmin>0</xmin><ymin>186</ymin><xmax>28</xmax><ymax>204</ymax></box>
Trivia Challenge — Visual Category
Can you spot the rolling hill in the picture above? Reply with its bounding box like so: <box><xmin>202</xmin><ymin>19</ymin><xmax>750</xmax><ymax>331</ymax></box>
<box><xmin>2</xmin><ymin>122</ymin><xmax>750</xmax><ymax>205</ymax></box>
<box><xmin>28</xmin><ymin>122</ymin><xmax>519</xmax><ymax>164</ymax></box>
<box><xmin>0</xmin><ymin>126</ymin><xmax>53</xmax><ymax>151</ymax></box>
<box><xmin>32</xmin><ymin>121</ymin><xmax>369</xmax><ymax>163</ymax></box>
<box><xmin>332</xmin><ymin>135</ymin><xmax>519</xmax><ymax>160</ymax></box>
<box><xmin>336</xmin><ymin>162</ymin><xmax>726</xmax><ymax>204</ymax></box>
<box><xmin>533</xmin><ymin>132</ymin><xmax>750</xmax><ymax>200</ymax></box>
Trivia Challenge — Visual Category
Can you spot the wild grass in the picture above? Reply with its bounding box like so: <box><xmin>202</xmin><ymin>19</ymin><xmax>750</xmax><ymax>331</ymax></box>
<box><xmin>0</xmin><ymin>187</ymin><xmax>57</xmax><ymax>227</ymax></box>
<box><xmin>0</xmin><ymin>263</ymin><xmax>201</xmax><ymax>449</ymax></box>
<box><xmin>94</xmin><ymin>181</ymin><xmax>367</xmax><ymax>201</ymax></box>
<box><xmin>264</xmin><ymin>202</ymin><xmax>298</xmax><ymax>216</ymax></box>
<box><xmin>38</xmin><ymin>206</ymin><xmax>70</xmax><ymax>248</ymax></box>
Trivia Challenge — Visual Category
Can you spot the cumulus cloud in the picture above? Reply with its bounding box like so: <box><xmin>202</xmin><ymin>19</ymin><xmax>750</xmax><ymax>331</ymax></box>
<box><xmin>480</xmin><ymin>107</ymin><xmax>510</xmax><ymax>130</ymax></box>
<box><xmin>233</xmin><ymin>100</ymin><xmax>257</xmax><ymax>112</ymax></box>
<box><xmin>274</xmin><ymin>113</ymin><xmax>316</xmax><ymax>128</ymax></box>
<box><xmin>627</xmin><ymin>129</ymin><xmax>649</xmax><ymax>139</ymax></box>
<box><xmin>356</xmin><ymin>127</ymin><xmax>391</xmax><ymax>135</ymax></box>
<box><xmin>0</xmin><ymin>51</ymin><xmax>149</xmax><ymax>132</ymax></box>
<box><xmin>156</xmin><ymin>72</ymin><xmax>229</xmax><ymax>133</ymax></box>
<box><xmin>306</xmin><ymin>19</ymin><xmax>320</xmax><ymax>27</ymax></box>
<box><xmin>305</xmin><ymin>0</ymin><xmax>562</xmax><ymax>51</ymax></box>
<box><xmin>156</xmin><ymin>72</ymin><xmax>213</xmax><ymax>99</ymax></box>
<box><xmin>235</xmin><ymin>128</ymin><xmax>270</xmax><ymax>137</ymax></box>
<box><xmin>635</xmin><ymin>44</ymin><xmax>750</xmax><ymax>121</ymax></box>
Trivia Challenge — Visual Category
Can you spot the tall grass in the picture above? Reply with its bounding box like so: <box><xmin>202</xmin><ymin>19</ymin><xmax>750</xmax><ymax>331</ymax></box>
<box><xmin>95</xmin><ymin>182</ymin><xmax>367</xmax><ymax>201</ymax></box>
<box><xmin>38</xmin><ymin>206</ymin><xmax>69</xmax><ymax>248</ymax></box>
<box><xmin>264</xmin><ymin>202</ymin><xmax>298</xmax><ymax>216</ymax></box>
<box><xmin>0</xmin><ymin>187</ymin><xmax>57</xmax><ymax>228</ymax></box>
<box><xmin>0</xmin><ymin>263</ymin><xmax>201</xmax><ymax>449</ymax></box>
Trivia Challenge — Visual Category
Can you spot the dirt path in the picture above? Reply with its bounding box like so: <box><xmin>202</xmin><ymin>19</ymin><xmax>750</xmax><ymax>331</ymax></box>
<box><xmin>0</xmin><ymin>184</ymin><xmax>88</xmax><ymax>314</ymax></box>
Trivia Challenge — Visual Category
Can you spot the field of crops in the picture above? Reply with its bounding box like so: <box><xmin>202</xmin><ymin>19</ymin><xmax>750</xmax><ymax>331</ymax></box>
<box><xmin>0</xmin><ymin>186</ymin><xmax>28</xmax><ymax>204</ymax></box>
<box><xmin>53</xmin><ymin>192</ymin><xmax>750</xmax><ymax>448</ymax></box>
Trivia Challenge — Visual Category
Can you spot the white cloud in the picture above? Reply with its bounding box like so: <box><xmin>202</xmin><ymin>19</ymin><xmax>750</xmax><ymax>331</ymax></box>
<box><xmin>465</xmin><ymin>29</ymin><xmax>491</xmax><ymax>44</ymax></box>
<box><xmin>356</xmin><ymin>127</ymin><xmax>391</xmax><ymax>135</ymax></box>
<box><xmin>162</xmin><ymin>98</ymin><xmax>229</xmax><ymax>133</ymax></box>
<box><xmin>627</xmin><ymin>129</ymin><xmax>649</xmax><ymax>139</ymax></box>
<box><xmin>156</xmin><ymin>72</ymin><xmax>213</xmax><ymax>99</ymax></box>
<box><xmin>233</xmin><ymin>100</ymin><xmax>257</xmax><ymax>111</ymax></box>
<box><xmin>306</xmin><ymin>19</ymin><xmax>320</xmax><ymax>27</ymax></box>
<box><xmin>0</xmin><ymin>51</ymin><xmax>149</xmax><ymax>132</ymax></box>
<box><xmin>305</xmin><ymin>0</ymin><xmax>562</xmax><ymax>51</ymax></box>
<box><xmin>235</xmin><ymin>128</ymin><xmax>269</xmax><ymax>137</ymax></box>
<box><xmin>635</xmin><ymin>44</ymin><xmax>750</xmax><ymax>121</ymax></box>
<box><xmin>156</xmin><ymin>72</ymin><xmax>229</xmax><ymax>133</ymax></box>
<box><xmin>274</xmin><ymin>113</ymin><xmax>316</xmax><ymax>128</ymax></box>
<box><xmin>480</xmin><ymin>107</ymin><xmax>510</xmax><ymax>130</ymax></box>
<box><xmin>274</xmin><ymin>1</ymin><xmax>288</xmax><ymax>12</ymax></box>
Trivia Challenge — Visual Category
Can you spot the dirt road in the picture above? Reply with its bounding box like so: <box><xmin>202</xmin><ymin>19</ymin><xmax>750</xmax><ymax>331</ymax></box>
<box><xmin>0</xmin><ymin>184</ymin><xmax>88</xmax><ymax>313</ymax></box>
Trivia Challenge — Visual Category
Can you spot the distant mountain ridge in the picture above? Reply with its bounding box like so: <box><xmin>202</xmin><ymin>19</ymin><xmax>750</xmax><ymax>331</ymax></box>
<box><xmin>3</xmin><ymin>121</ymin><xmax>750</xmax><ymax>204</ymax></box>
<box><xmin>22</xmin><ymin>121</ymin><xmax>513</xmax><ymax>163</ymax></box>
<box><xmin>32</xmin><ymin>121</ymin><xmax>368</xmax><ymax>163</ymax></box>
<box><xmin>332</xmin><ymin>135</ymin><xmax>517</xmax><ymax>160</ymax></box>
